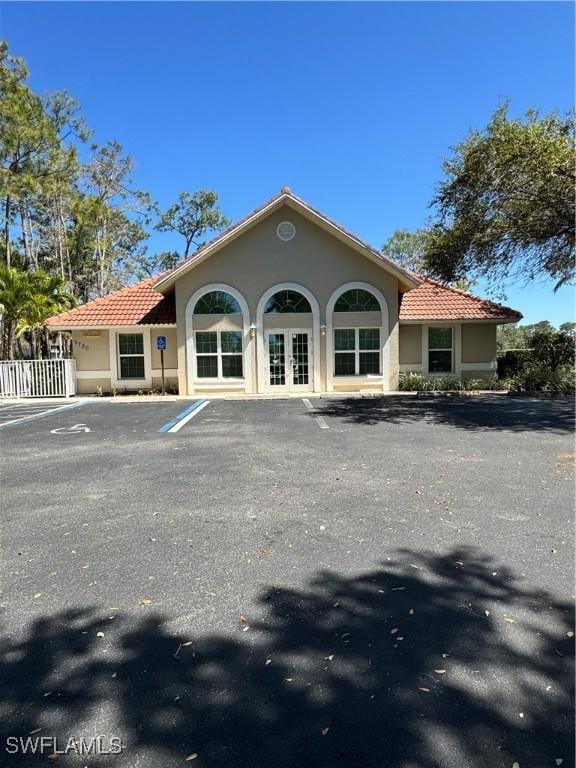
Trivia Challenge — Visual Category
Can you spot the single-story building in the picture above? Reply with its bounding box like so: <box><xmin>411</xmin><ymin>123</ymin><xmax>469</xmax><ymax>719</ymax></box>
<box><xmin>45</xmin><ymin>188</ymin><xmax>522</xmax><ymax>395</ymax></box>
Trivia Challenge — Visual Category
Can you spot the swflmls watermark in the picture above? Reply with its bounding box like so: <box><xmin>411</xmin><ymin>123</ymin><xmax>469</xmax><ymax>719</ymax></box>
<box><xmin>5</xmin><ymin>735</ymin><xmax>124</xmax><ymax>756</ymax></box>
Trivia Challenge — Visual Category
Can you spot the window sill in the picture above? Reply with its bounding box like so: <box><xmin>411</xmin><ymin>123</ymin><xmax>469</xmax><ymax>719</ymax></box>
<box><xmin>193</xmin><ymin>378</ymin><xmax>245</xmax><ymax>384</ymax></box>
<box><xmin>333</xmin><ymin>374</ymin><xmax>383</xmax><ymax>380</ymax></box>
<box><xmin>425</xmin><ymin>371</ymin><xmax>455</xmax><ymax>377</ymax></box>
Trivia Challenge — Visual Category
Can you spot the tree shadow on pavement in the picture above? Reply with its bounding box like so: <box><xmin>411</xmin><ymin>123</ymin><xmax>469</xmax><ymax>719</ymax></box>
<box><xmin>0</xmin><ymin>547</ymin><xmax>573</xmax><ymax>767</ymax></box>
<box><xmin>318</xmin><ymin>395</ymin><xmax>575</xmax><ymax>433</ymax></box>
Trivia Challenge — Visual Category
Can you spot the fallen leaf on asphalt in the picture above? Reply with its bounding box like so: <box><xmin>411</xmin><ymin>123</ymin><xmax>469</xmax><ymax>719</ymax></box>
<box><xmin>442</xmin><ymin>653</ymin><xmax>450</xmax><ymax>658</ymax></box>
<box><xmin>512</xmin><ymin>762</ymin><xmax>520</xmax><ymax>768</ymax></box>
<box><xmin>390</xmin><ymin>628</ymin><xmax>398</xmax><ymax>634</ymax></box>
<box><xmin>239</xmin><ymin>615</ymin><xmax>247</xmax><ymax>623</ymax></box>
<box><xmin>409</xmin><ymin>609</ymin><xmax>415</xmax><ymax>615</ymax></box>
<box><xmin>96</xmin><ymin>632</ymin><xmax>104</xmax><ymax>638</ymax></box>
<box><xmin>555</xmin><ymin>759</ymin><xmax>564</xmax><ymax>766</ymax></box>
<box><xmin>567</xmin><ymin>631</ymin><xmax>574</xmax><ymax>638</ymax></box>
<box><xmin>285</xmin><ymin>678</ymin><xmax>293</xmax><ymax>682</ymax></box>
<box><xmin>418</xmin><ymin>687</ymin><xmax>430</xmax><ymax>693</ymax></box>
<box><xmin>242</xmin><ymin>626</ymin><xmax>249</xmax><ymax>631</ymax></box>
<box><xmin>34</xmin><ymin>593</ymin><xmax>42</xmax><ymax>599</ymax></box>
<box><xmin>518</xmin><ymin>712</ymin><xmax>524</xmax><ymax>718</ymax></box>
<box><xmin>433</xmin><ymin>669</ymin><xmax>446</xmax><ymax>674</ymax></box>
<box><xmin>182</xmin><ymin>641</ymin><xmax>193</xmax><ymax>647</ymax></box>
<box><xmin>485</xmin><ymin>610</ymin><xmax>490</xmax><ymax>617</ymax></box>
<box><xmin>139</xmin><ymin>598</ymin><xmax>152</xmax><ymax>606</ymax></box>
<box><xmin>504</xmin><ymin>617</ymin><xmax>515</xmax><ymax>623</ymax></box>
<box><xmin>185</xmin><ymin>753</ymin><xmax>198</xmax><ymax>761</ymax></box>
<box><xmin>111</xmin><ymin>673</ymin><xmax>117</xmax><ymax>678</ymax></box>
<box><xmin>321</xmin><ymin>727</ymin><xmax>330</xmax><ymax>736</ymax></box>
<box><xmin>265</xmin><ymin>659</ymin><xmax>272</xmax><ymax>665</ymax></box>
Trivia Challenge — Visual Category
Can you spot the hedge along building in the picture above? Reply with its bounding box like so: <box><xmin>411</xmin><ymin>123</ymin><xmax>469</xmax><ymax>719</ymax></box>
<box><xmin>45</xmin><ymin>188</ymin><xmax>522</xmax><ymax>395</ymax></box>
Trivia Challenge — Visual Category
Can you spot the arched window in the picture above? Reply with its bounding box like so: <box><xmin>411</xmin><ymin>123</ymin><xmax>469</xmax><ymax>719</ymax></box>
<box><xmin>264</xmin><ymin>290</ymin><xmax>312</xmax><ymax>314</ymax></box>
<box><xmin>334</xmin><ymin>289</ymin><xmax>380</xmax><ymax>312</ymax></box>
<box><xmin>194</xmin><ymin>290</ymin><xmax>241</xmax><ymax>315</ymax></box>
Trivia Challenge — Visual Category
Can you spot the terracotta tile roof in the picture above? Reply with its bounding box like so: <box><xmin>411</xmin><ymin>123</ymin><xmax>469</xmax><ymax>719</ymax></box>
<box><xmin>45</xmin><ymin>272</ymin><xmax>521</xmax><ymax>329</ymax></box>
<box><xmin>399</xmin><ymin>276</ymin><xmax>522</xmax><ymax>321</ymax></box>
<box><xmin>44</xmin><ymin>275</ymin><xmax>176</xmax><ymax>327</ymax></box>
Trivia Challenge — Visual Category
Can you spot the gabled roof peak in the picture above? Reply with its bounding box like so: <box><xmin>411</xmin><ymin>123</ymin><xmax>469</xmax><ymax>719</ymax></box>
<box><xmin>154</xmin><ymin>189</ymin><xmax>420</xmax><ymax>292</ymax></box>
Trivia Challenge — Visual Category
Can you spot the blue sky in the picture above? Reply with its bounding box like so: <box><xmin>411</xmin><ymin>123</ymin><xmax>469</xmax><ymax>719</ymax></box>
<box><xmin>2</xmin><ymin>1</ymin><xmax>574</xmax><ymax>325</ymax></box>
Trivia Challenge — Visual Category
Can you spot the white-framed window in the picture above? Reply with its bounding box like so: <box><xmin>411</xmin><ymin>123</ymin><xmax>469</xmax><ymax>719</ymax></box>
<box><xmin>427</xmin><ymin>327</ymin><xmax>453</xmax><ymax>373</ymax></box>
<box><xmin>195</xmin><ymin>331</ymin><xmax>243</xmax><ymax>379</ymax></box>
<box><xmin>334</xmin><ymin>328</ymin><xmax>380</xmax><ymax>376</ymax></box>
<box><xmin>118</xmin><ymin>333</ymin><xmax>145</xmax><ymax>379</ymax></box>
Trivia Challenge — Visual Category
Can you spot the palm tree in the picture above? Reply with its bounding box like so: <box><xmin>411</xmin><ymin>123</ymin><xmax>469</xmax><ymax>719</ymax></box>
<box><xmin>0</xmin><ymin>266</ymin><xmax>76</xmax><ymax>359</ymax></box>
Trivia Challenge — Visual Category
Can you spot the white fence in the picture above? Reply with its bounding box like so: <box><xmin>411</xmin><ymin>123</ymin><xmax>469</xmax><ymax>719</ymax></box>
<box><xmin>0</xmin><ymin>359</ymin><xmax>77</xmax><ymax>398</ymax></box>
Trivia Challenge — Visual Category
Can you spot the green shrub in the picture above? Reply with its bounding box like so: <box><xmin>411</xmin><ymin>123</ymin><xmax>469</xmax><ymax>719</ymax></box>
<box><xmin>398</xmin><ymin>372</ymin><xmax>499</xmax><ymax>392</ymax></box>
<box><xmin>508</xmin><ymin>365</ymin><xmax>575</xmax><ymax>394</ymax></box>
<box><xmin>529</xmin><ymin>330</ymin><xmax>575</xmax><ymax>372</ymax></box>
<box><xmin>498</xmin><ymin>331</ymin><xmax>575</xmax><ymax>378</ymax></box>
<box><xmin>398</xmin><ymin>372</ymin><xmax>435</xmax><ymax>391</ymax></box>
<box><xmin>497</xmin><ymin>348</ymin><xmax>534</xmax><ymax>378</ymax></box>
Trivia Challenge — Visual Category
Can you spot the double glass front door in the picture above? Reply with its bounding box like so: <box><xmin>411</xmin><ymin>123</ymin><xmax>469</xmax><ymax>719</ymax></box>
<box><xmin>266</xmin><ymin>330</ymin><xmax>312</xmax><ymax>391</ymax></box>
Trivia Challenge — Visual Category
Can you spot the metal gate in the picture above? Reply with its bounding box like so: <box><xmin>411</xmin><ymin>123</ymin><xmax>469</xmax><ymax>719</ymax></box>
<box><xmin>0</xmin><ymin>359</ymin><xmax>76</xmax><ymax>398</ymax></box>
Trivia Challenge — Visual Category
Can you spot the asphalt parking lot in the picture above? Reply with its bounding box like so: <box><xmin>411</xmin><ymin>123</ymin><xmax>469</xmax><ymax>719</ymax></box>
<box><xmin>1</xmin><ymin>395</ymin><xmax>574</xmax><ymax>768</ymax></box>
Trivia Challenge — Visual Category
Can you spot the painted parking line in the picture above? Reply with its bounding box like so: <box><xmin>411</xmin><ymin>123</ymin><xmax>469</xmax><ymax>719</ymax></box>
<box><xmin>302</xmin><ymin>398</ymin><xmax>330</xmax><ymax>430</ymax></box>
<box><xmin>0</xmin><ymin>400</ymin><xmax>90</xmax><ymax>430</ymax></box>
<box><xmin>159</xmin><ymin>400</ymin><xmax>210</xmax><ymax>433</ymax></box>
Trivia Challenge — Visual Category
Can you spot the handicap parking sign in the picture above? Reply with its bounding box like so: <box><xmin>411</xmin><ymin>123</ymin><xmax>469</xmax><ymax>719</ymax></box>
<box><xmin>156</xmin><ymin>335</ymin><xmax>167</xmax><ymax>350</ymax></box>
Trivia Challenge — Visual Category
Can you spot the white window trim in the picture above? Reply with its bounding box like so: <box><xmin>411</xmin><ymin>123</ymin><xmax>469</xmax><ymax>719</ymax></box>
<box><xmin>333</xmin><ymin>327</ymin><xmax>381</xmax><ymax>377</ymax></box>
<box><xmin>194</xmin><ymin>330</ymin><xmax>245</xmax><ymax>382</ymax></box>
<box><xmin>256</xmin><ymin>283</ymin><xmax>321</xmax><ymax>393</ymax></box>
<box><xmin>326</xmin><ymin>282</ymin><xmax>389</xmax><ymax>391</ymax></box>
<box><xmin>422</xmin><ymin>323</ymin><xmax>462</xmax><ymax>377</ymax></box>
<box><xmin>109</xmin><ymin>327</ymin><xmax>152</xmax><ymax>388</ymax></box>
<box><xmin>185</xmin><ymin>284</ymin><xmax>252</xmax><ymax>393</ymax></box>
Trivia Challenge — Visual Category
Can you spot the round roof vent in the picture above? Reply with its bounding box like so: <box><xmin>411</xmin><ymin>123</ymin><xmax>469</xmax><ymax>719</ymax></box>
<box><xmin>277</xmin><ymin>220</ymin><xmax>296</xmax><ymax>242</ymax></box>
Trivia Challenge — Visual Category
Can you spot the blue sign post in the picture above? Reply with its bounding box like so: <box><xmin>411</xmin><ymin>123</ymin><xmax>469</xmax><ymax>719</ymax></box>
<box><xmin>156</xmin><ymin>336</ymin><xmax>168</xmax><ymax>394</ymax></box>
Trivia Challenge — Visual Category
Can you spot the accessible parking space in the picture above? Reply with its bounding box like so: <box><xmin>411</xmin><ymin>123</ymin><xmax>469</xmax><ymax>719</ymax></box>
<box><xmin>1</xmin><ymin>398</ymin><xmax>208</xmax><ymax>445</ymax></box>
<box><xmin>0</xmin><ymin>399</ymin><xmax>90</xmax><ymax>429</ymax></box>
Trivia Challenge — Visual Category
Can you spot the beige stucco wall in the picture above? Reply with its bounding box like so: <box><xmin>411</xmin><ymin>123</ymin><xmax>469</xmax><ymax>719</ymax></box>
<box><xmin>151</xmin><ymin>375</ymin><xmax>179</xmax><ymax>392</ymax></box>
<box><xmin>461</xmin><ymin>323</ymin><xmax>497</xmax><ymax>363</ymax></box>
<box><xmin>77</xmin><ymin>377</ymin><xmax>111</xmax><ymax>394</ymax></box>
<box><xmin>150</xmin><ymin>328</ymin><xmax>178</xmax><ymax>369</ymax></box>
<box><xmin>399</xmin><ymin>324</ymin><xmax>422</xmax><ymax>365</ymax></box>
<box><xmin>72</xmin><ymin>330</ymin><xmax>110</xmax><ymax>370</ymax></box>
<box><xmin>174</xmin><ymin>204</ymin><xmax>401</xmax><ymax>393</ymax></box>
<box><xmin>69</xmin><ymin>326</ymin><xmax>177</xmax><ymax>394</ymax></box>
